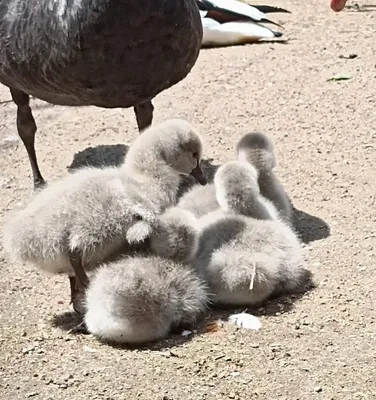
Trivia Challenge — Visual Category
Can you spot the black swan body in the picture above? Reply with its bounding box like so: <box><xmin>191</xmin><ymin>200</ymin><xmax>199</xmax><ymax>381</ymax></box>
<box><xmin>0</xmin><ymin>0</ymin><xmax>202</xmax><ymax>187</ymax></box>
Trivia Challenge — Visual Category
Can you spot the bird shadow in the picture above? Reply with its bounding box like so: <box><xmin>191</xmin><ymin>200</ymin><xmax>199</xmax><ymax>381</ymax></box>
<box><xmin>201</xmin><ymin>39</ymin><xmax>289</xmax><ymax>51</ymax></box>
<box><xmin>50</xmin><ymin>311</ymin><xmax>85</xmax><ymax>332</ymax></box>
<box><xmin>50</xmin><ymin>310</ymin><xmax>197</xmax><ymax>350</ymax></box>
<box><xmin>67</xmin><ymin>144</ymin><xmax>130</xmax><ymax>171</ymax></box>
<box><xmin>292</xmin><ymin>206</ymin><xmax>330</xmax><ymax>244</ymax></box>
<box><xmin>252</xmin><ymin>39</ymin><xmax>290</xmax><ymax>45</ymax></box>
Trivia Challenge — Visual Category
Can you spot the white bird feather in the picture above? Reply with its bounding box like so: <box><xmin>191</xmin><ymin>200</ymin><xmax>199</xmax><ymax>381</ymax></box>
<box><xmin>197</xmin><ymin>0</ymin><xmax>289</xmax><ymax>47</ymax></box>
<box><xmin>201</xmin><ymin>18</ymin><xmax>280</xmax><ymax>47</ymax></box>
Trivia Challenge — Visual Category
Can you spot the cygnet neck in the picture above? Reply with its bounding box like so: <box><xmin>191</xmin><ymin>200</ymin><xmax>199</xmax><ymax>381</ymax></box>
<box><xmin>227</xmin><ymin>195</ymin><xmax>272</xmax><ymax>220</ymax></box>
<box><xmin>122</xmin><ymin>153</ymin><xmax>181</xmax><ymax>213</ymax></box>
<box><xmin>237</xmin><ymin>148</ymin><xmax>275</xmax><ymax>174</ymax></box>
<box><xmin>125</xmin><ymin>145</ymin><xmax>180</xmax><ymax>182</ymax></box>
<box><xmin>258</xmin><ymin>168</ymin><xmax>273</xmax><ymax>181</ymax></box>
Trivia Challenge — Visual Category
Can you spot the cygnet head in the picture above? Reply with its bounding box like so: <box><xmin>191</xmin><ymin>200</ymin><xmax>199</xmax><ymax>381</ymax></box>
<box><xmin>236</xmin><ymin>132</ymin><xmax>276</xmax><ymax>172</ymax></box>
<box><xmin>150</xmin><ymin>207</ymin><xmax>199</xmax><ymax>262</ymax></box>
<box><xmin>214</xmin><ymin>160</ymin><xmax>262</xmax><ymax>215</ymax></box>
<box><xmin>125</xmin><ymin>119</ymin><xmax>207</xmax><ymax>185</ymax></box>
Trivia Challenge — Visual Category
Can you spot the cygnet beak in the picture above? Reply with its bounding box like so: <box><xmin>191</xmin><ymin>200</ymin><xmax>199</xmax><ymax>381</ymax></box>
<box><xmin>190</xmin><ymin>164</ymin><xmax>207</xmax><ymax>185</ymax></box>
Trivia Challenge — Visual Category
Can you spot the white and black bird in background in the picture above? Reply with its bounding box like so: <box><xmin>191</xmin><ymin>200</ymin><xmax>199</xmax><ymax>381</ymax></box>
<box><xmin>196</xmin><ymin>0</ymin><xmax>291</xmax><ymax>47</ymax></box>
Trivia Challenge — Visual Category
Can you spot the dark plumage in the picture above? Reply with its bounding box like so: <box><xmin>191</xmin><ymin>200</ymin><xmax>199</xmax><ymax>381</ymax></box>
<box><xmin>0</xmin><ymin>0</ymin><xmax>202</xmax><ymax>188</ymax></box>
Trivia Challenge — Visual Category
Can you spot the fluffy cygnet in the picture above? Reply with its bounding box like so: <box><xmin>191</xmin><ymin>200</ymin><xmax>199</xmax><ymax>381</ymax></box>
<box><xmin>214</xmin><ymin>160</ymin><xmax>279</xmax><ymax>220</ymax></box>
<box><xmin>194</xmin><ymin>211</ymin><xmax>309</xmax><ymax>306</ymax></box>
<box><xmin>148</xmin><ymin>187</ymin><xmax>309</xmax><ymax>308</ymax></box>
<box><xmin>3</xmin><ymin>118</ymin><xmax>206</xmax><ymax>312</ymax></box>
<box><xmin>84</xmin><ymin>255</ymin><xmax>208</xmax><ymax>344</ymax></box>
<box><xmin>150</xmin><ymin>207</ymin><xmax>199</xmax><ymax>262</ymax></box>
<box><xmin>191</xmin><ymin>162</ymin><xmax>310</xmax><ymax>307</ymax></box>
<box><xmin>236</xmin><ymin>132</ymin><xmax>293</xmax><ymax>223</ymax></box>
<box><xmin>176</xmin><ymin>184</ymin><xmax>218</xmax><ymax>218</ymax></box>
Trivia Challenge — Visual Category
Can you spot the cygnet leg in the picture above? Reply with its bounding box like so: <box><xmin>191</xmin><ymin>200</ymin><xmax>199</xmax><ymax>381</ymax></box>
<box><xmin>170</xmin><ymin>320</ymin><xmax>195</xmax><ymax>335</ymax></box>
<box><xmin>69</xmin><ymin>276</ymin><xmax>76</xmax><ymax>304</ymax></box>
<box><xmin>68</xmin><ymin>320</ymin><xmax>89</xmax><ymax>335</ymax></box>
<box><xmin>134</xmin><ymin>100</ymin><xmax>154</xmax><ymax>132</ymax></box>
<box><xmin>67</xmin><ymin>275</ymin><xmax>89</xmax><ymax>335</ymax></box>
<box><xmin>68</xmin><ymin>250</ymin><xmax>89</xmax><ymax>315</ymax></box>
<box><xmin>9</xmin><ymin>88</ymin><xmax>45</xmax><ymax>190</ymax></box>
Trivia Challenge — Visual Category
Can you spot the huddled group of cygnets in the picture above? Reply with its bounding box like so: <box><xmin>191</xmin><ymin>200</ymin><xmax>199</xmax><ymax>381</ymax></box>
<box><xmin>2</xmin><ymin>119</ymin><xmax>311</xmax><ymax>345</ymax></box>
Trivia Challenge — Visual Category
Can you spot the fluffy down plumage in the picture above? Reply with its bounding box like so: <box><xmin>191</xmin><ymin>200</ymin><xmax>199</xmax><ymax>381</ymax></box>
<box><xmin>194</xmin><ymin>210</ymin><xmax>309</xmax><ymax>306</ymax></box>
<box><xmin>84</xmin><ymin>255</ymin><xmax>209</xmax><ymax>344</ymax></box>
<box><xmin>2</xmin><ymin>119</ymin><xmax>205</xmax><ymax>277</ymax></box>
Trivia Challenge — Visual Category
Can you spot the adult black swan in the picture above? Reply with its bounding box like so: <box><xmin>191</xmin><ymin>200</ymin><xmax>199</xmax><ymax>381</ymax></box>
<box><xmin>0</xmin><ymin>0</ymin><xmax>202</xmax><ymax>188</ymax></box>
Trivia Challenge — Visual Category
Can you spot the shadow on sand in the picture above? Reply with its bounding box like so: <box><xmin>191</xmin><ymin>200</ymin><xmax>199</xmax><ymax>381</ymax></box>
<box><xmin>51</xmin><ymin>267</ymin><xmax>315</xmax><ymax>351</ymax></box>
<box><xmin>51</xmin><ymin>275</ymin><xmax>315</xmax><ymax>351</ymax></box>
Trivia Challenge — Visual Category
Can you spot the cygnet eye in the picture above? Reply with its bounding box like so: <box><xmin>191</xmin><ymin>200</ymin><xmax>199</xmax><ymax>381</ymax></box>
<box><xmin>192</xmin><ymin>152</ymin><xmax>198</xmax><ymax>159</ymax></box>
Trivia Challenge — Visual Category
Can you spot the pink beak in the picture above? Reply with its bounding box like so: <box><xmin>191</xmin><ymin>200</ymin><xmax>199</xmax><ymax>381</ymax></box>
<box><xmin>331</xmin><ymin>0</ymin><xmax>348</xmax><ymax>12</ymax></box>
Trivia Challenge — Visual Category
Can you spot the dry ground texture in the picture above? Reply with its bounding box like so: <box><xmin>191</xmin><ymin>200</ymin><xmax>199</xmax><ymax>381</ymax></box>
<box><xmin>1</xmin><ymin>1</ymin><xmax>375</xmax><ymax>399</ymax></box>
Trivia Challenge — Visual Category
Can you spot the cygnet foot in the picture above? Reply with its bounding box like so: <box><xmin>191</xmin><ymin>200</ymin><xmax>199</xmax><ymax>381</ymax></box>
<box><xmin>71</xmin><ymin>286</ymin><xmax>86</xmax><ymax>315</ymax></box>
<box><xmin>68</xmin><ymin>320</ymin><xmax>89</xmax><ymax>335</ymax></box>
<box><xmin>33</xmin><ymin>179</ymin><xmax>47</xmax><ymax>191</ymax></box>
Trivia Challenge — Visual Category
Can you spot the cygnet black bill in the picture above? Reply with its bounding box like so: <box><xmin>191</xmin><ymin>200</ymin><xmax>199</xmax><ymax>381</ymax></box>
<box><xmin>190</xmin><ymin>165</ymin><xmax>207</xmax><ymax>185</ymax></box>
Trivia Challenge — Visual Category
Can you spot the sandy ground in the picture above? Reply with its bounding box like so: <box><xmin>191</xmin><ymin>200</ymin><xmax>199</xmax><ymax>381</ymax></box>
<box><xmin>1</xmin><ymin>1</ymin><xmax>376</xmax><ymax>399</ymax></box>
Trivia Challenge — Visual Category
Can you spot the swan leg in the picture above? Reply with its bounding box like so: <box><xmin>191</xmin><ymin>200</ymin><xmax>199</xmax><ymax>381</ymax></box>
<box><xmin>9</xmin><ymin>88</ymin><xmax>45</xmax><ymax>190</ymax></box>
<box><xmin>68</xmin><ymin>250</ymin><xmax>88</xmax><ymax>315</ymax></box>
<box><xmin>134</xmin><ymin>100</ymin><xmax>154</xmax><ymax>132</ymax></box>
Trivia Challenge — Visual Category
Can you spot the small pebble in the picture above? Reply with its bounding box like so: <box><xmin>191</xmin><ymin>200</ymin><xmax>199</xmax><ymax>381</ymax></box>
<box><xmin>26</xmin><ymin>393</ymin><xmax>38</xmax><ymax>398</ymax></box>
<box><xmin>314</xmin><ymin>386</ymin><xmax>323</xmax><ymax>393</ymax></box>
<box><xmin>22</xmin><ymin>346</ymin><xmax>35</xmax><ymax>354</ymax></box>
